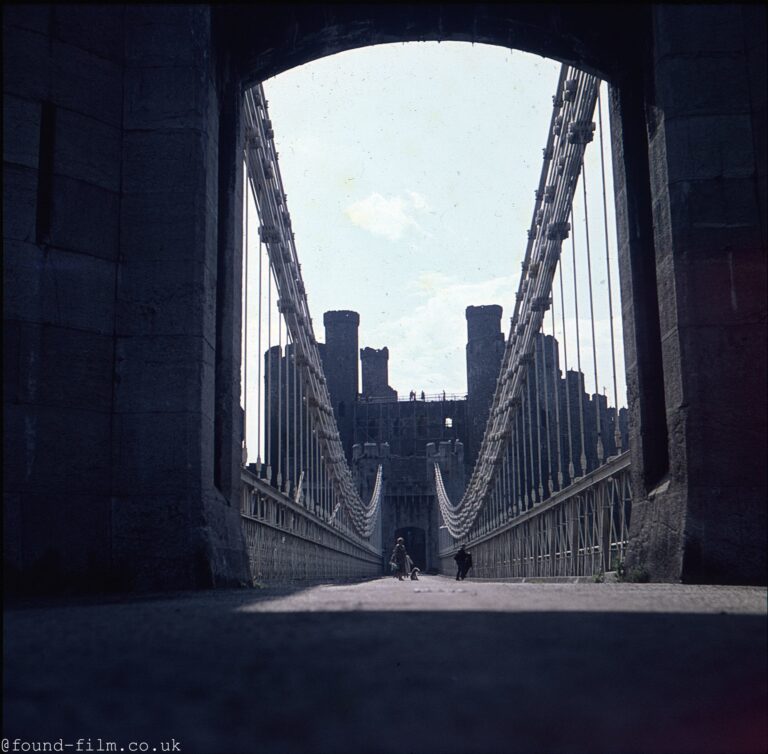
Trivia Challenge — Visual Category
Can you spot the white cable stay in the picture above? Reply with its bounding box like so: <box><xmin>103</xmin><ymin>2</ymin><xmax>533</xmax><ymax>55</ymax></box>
<box><xmin>243</xmin><ymin>84</ymin><xmax>382</xmax><ymax>539</ymax></box>
<box><xmin>433</xmin><ymin>64</ymin><xmax>602</xmax><ymax>539</ymax></box>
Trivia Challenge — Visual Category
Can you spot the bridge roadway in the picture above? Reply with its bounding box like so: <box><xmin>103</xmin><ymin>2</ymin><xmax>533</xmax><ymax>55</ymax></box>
<box><xmin>4</xmin><ymin>577</ymin><xmax>766</xmax><ymax>754</ymax></box>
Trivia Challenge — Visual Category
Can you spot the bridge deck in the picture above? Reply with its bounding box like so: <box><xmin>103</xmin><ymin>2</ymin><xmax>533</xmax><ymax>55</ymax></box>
<box><xmin>4</xmin><ymin>578</ymin><xmax>766</xmax><ymax>754</ymax></box>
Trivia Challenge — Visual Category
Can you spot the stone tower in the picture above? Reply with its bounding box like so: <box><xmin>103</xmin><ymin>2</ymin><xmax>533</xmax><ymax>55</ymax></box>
<box><xmin>465</xmin><ymin>305</ymin><xmax>505</xmax><ymax>468</ymax></box>
<box><xmin>322</xmin><ymin>310</ymin><xmax>359</xmax><ymax>461</ymax></box>
<box><xmin>360</xmin><ymin>347</ymin><xmax>397</xmax><ymax>400</ymax></box>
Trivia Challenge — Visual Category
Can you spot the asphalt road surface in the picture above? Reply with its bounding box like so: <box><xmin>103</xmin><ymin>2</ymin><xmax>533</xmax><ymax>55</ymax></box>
<box><xmin>4</xmin><ymin>577</ymin><xmax>766</xmax><ymax>754</ymax></box>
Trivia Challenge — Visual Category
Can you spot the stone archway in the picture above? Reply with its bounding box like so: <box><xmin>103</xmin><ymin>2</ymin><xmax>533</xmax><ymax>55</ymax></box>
<box><xmin>3</xmin><ymin>4</ymin><xmax>764</xmax><ymax>592</ymax></box>
<box><xmin>218</xmin><ymin>4</ymin><xmax>766</xmax><ymax>585</ymax></box>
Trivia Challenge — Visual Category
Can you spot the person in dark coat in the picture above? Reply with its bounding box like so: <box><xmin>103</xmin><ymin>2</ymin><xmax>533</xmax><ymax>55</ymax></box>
<box><xmin>390</xmin><ymin>537</ymin><xmax>408</xmax><ymax>581</ymax></box>
<box><xmin>460</xmin><ymin>549</ymin><xmax>473</xmax><ymax>580</ymax></box>
<box><xmin>454</xmin><ymin>546</ymin><xmax>468</xmax><ymax>581</ymax></box>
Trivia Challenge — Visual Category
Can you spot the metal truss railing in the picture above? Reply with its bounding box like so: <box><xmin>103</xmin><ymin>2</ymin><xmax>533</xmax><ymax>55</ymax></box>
<box><xmin>440</xmin><ymin>452</ymin><xmax>631</xmax><ymax>578</ymax></box>
<box><xmin>241</xmin><ymin>468</ymin><xmax>382</xmax><ymax>584</ymax></box>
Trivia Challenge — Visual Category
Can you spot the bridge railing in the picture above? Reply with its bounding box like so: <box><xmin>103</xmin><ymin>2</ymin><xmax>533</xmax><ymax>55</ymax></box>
<box><xmin>241</xmin><ymin>467</ymin><xmax>382</xmax><ymax>584</ymax></box>
<box><xmin>435</xmin><ymin>64</ymin><xmax>630</xmax><ymax>577</ymax></box>
<box><xmin>361</xmin><ymin>392</ymin><xmax>468</xmax><ymax>404</ymax></box>
<box><xmin>440</xmin><ymin>452</ymin><xmax>630</xmax><ymax>578</ymax></box>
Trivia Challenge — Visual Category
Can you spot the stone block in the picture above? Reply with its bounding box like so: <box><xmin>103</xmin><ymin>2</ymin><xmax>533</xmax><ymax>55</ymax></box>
<box><xmin>53</xmin><ymin>5</ymin><xmax>125</xmax><ymax>63</ymax></box>
<box><xmin>124</xmin><ymin>6</ymin><xmax>209</xmax><ymax>67</ymax></box>
<box><xmin>653</xmin><ymin>5</ymin><xmax>746</xmax><ymax>60</ymax></box>
<box><xmin>5</xmin><ymin>228</ymin><xmax>44</xmax><ymax>299</ymax></box>
<box><xmin>15</xmin><ymin>323</ymin><xmax>114</xmax><ymax>411</ymax></box>
<box><xmin>201</xmin><ymin>341</ymin><xmax>216</xmax><ymax>425</ymax></box>
<box><xmin>654</xmin><ymin>252</ymin><xmax>678</xmax><ymax>336</ymax></box>
<box><xmin>2</xmin><ymin>164</ymin><xmax>37</xmax><ymax>243</ymax></box>
<box><xmin>2</xmin><ymin>26</ymin><xmax>50</xmax><ymax>101</ymax></box>
<box><xmin>2</xmin><ymin>4</ymin><xmax>51</xmax><ymax>34</ymax></box>
<box><xmin>624</xmin><ymin>482</ymin><xmax>685</xmax><ymax>578</ymax></box>
<box><xmin>680</xmin><ymin>321</ymin><xmax>766</xmax><ymax>424</ymax></box>
<box><xmin>124</xmin><ymin>65</ymin><xmax>209</xmax><ymax>131</ymax></box>
<box><xmin>112</xmin><ymin>411</ymin><xmax>204</xmax><ymax>495</ymax></box>
<box><xmin>201</xmin><ymin>488</ymin><xmax>251</xmax><ymax>585</ymax></box>
<box><xmin>3</xmin><ymin>94</ymin><xmax>40</xmax><ymax>169</ymax></box>
<box><xmin>679</xmin><ymin>250</ymin><xmax>766</xmax><ymax>328</ymax></box>
<box><xmin>51</xmin><ymin>40</ymin><xmax>123</xmax><ymax>127</ymax></box>
<box><xmin>115</xmin><ymin>258</ymin><xmax>215</xmax><ymax>339</ymax></box>
<box><xmin>110</xmin><ymin>493</ymin><xmax>206</xmax><ymax>591</ymax></box>
<box><xmin>120</xmin><ymin>186</ymin><xmax>210</xmax><ymax>262</ymax></box>
<box><xmin>20</xmin><ymin>492</ymin><xmax>112</xmax><ymax>592</ymax></box>
<box><xmin>686</xmin><ymin>485</ymin><xmax>767</xmax><ymax>573</ymax></box>
<box><xmin>3</xmin><ymin>321</ymin><xmax>20</xmax><ymax>403</ymax></box>
<box><xmin>49</xmin><ymin>174</ymin><xmax>120</xmax><ymax>260</ymax></box>
<box><xmin>122</xmin><ymin>127</ymin><xmax>206</xmax><ymax>195</ymax></box>
<box><xmin>3</xmin><ymin>403</ymin><xmax>111</xmax><ymax>495</ymax></box>
<box><xmin>667</xmin><ymin>178</ymin><xmax>762</xmax><ymax>257</ymax></box>
<box><xmin>654</xmin><ymin>55</ymin><xmax>751</xmax><ymax>118</ymax></box>
<box><xmin>54</xmin><ymin>108</ymin><xmax>121</xmax><ymax>192</ymax></box>
<box><xmin>2</xmin><ymin>493</ymin><xmax>22</xmax><ymax>575</ymax></box>
<box><xmin>687</xmin><ymin>420</ymin><xmax>766</xmax><ymax>489</ymax></box>
<box><xmin>659</xmin><ymin>327</ymin><xmax>684</xmax><ymax>412</ymax></box>
<box><xmin>663</xmin><ymin>114</ymin><xmax>755</xmax><ymax>184</ymax></box>
<box><xmin>114</xmin><ymin>335</ymin><xmax>208</xmax><ymax>416</ymax></box>
<box><xmin>3</xmin><ymin>240</ymin><xmax>116</xmax><ymax>334</ymax></box>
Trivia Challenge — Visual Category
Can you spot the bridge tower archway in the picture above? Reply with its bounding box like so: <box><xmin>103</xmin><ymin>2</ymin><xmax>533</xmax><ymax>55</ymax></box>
<box><xmin>395</xmin><ymin>527</ymin><xmax>427</xmax><ymax>573</ymax></box>
<box><xmin>3</xmin><ymin>5</ymin><xmax>764</xmax><ymax>592</ymax></box>
<box><xmin>223</xmin><ymin>4</ymin><xmax>765</xmax><ymax>585</ymax></box>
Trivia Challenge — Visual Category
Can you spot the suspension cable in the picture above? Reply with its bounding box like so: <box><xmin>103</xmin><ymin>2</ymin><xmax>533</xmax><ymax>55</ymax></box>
<box><xmin>569</xmin><ymin>206</ymin><xmax>588</xmax><ymax>476</ymax></box>
<box><xmin>597</xmin><ymin>87</ymin><xmax>622</xmax><ymax>454</ymax></box>
<box><xmin>243</xmin><ymin>169</ymin><xmax>249</xmax><ymax>464</ymax></box>
<box><xmin>581</xmin><ymin>162</ymin><xmax>604</xmax><ymax>463</ymax></box>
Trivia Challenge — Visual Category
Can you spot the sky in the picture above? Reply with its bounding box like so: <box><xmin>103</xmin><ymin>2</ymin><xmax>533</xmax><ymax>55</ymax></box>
<box><xmin>242</xmin><ymin>42</ymin><xmax>625</xmax><ymax>456</ymax></box>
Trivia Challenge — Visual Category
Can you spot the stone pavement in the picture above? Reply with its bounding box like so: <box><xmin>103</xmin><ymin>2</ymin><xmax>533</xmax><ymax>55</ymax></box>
<box><xmin>3</xmin><ymin>577</ymin><xmax>766</xmax><ymax>754</ymax></box>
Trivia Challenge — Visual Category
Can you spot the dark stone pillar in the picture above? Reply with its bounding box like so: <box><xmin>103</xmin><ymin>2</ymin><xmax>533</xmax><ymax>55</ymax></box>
<box><xmin>3</xmin><ymin>5</ymin><xmax>125</xmax><ymax>593</ymax></box>
<box><xmin>621</xmin><ymin>5</ymin><xmax>767</xmax><ymax>584</ymax></box>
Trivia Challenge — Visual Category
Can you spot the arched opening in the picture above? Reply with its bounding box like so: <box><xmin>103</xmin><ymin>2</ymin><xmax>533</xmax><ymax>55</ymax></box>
<box><xmin>240</xmin><ymin>35</ymin><xmax>656</xmax><ymax>572</ymax></box>
<box><xmin>3</xmin><ymin>4</ymin><xmax>763</xmax><ymax>594</ymax></box>
<box><xmin>395</xmin><ymin>526</ymin><xmax>427</xmax><ymax>572</ymax></box>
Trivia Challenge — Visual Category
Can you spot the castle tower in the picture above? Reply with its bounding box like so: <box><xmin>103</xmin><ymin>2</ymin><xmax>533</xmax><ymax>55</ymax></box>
<box><xmin>361</xmin><ymin>347</ymin><xmax>397</xmax><ymax>400</ymax></box>
<box><xmin>323</xmin><ymin>310</ymin><xmax>359</xmax><ymax>461</ymax></box>
<box><xmin>465</xmin><ymin>305</ymin><xmax>505</xmax><ymax>468</ymax></box>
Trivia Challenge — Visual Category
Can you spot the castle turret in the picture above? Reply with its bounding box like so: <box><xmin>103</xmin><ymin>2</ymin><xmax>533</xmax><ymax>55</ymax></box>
<box><xmin>465</xmin><ymin>305</ymin><xmax>505</xmax><ymax>467</ymax></box>
<box><xmin>361</xmin><ymin>347</ymin><xmax>397</xmax><ymax>400</ymax></box>
<box><xmin>323</xmin><ymin>310</ymin><xmax>359</xmax><ymax>461</ymax></box>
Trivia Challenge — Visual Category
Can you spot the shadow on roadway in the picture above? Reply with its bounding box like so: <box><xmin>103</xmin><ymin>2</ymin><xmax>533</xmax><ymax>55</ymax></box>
<box><xmin>3</xmin><ymin>596</ymin><xmax>766</xmax><ymax>754</ymax></box>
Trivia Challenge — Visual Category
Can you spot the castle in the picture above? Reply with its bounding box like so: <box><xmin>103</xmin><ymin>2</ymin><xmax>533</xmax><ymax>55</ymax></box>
<box><xmin>263</xmin><ymin>305</ymin><xmax>627</xmax><ymax>572</ymax></box>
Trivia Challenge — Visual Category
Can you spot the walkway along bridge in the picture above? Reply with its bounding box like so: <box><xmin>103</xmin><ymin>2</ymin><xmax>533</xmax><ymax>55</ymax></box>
<box><xmin>240</xmin><ymin>64</ymin><xmax>632</xmax><ymax>583</ymax></box>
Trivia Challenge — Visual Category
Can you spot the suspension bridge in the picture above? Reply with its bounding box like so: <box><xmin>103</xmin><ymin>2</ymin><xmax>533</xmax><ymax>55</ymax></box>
<box><xmin>239</xmin><ymin>64</ymin><xmax>631</xmax><ymax>584</ymax></box>
<box><xmin>4</xmin><ymin>5</ymin><xmax>766</xmax><ymax>752</ymax></box>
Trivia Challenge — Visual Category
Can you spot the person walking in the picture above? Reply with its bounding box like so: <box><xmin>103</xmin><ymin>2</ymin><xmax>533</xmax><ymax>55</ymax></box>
<box><xmin>460</xmin><ymin>548</ymin><xmax>473</xmax><ymax>580</ymax></box>
<box><xmin>390</xmin><ymin>537</ymin><xmax>408</xmax><ymax>581</ymax></box>
<box><xmin>454</xmin><ymin>545</ymin><xmax>472</xmax><ymax>580</ymax></box>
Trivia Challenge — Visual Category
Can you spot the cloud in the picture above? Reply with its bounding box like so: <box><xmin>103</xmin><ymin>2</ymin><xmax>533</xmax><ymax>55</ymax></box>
<box><xmin>344</xmin><ymin>191</ymin><xmax>429</xmax><ymax>241</ymax></box>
